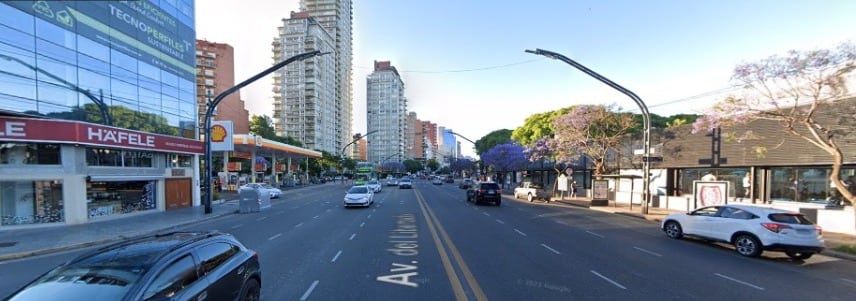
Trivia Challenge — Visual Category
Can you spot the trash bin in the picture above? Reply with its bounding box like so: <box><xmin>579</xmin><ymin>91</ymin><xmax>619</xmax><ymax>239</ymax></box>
<box><xmin>239</xmin><ymin>187</ymin><xmax>271</xmax><ymax>213</ymax></box>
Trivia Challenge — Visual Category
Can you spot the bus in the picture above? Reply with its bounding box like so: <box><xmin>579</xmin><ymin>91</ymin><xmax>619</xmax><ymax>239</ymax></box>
<box><xmin>353</xmin><ymin>162</ymin><xmax>376</xmax><ymax>185</ymax></box>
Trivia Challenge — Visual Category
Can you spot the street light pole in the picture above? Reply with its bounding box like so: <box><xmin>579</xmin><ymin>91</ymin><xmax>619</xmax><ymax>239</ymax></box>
<box><xmin>339</xmin><ymin>130</ymin><xmax>379</xmax><ymax>181</ymax></box>
<box><xmin>525</xmin><ymin>48</ymin><xmax>653</xmax><ymax>214</ymax></box>
<box><xmin>203</xmin><ymin>50</ymin><xmax>328</xmax><ymax>214</ymax></box>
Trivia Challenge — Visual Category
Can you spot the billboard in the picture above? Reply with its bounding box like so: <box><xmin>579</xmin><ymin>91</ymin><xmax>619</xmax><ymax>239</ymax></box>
<box><xmin>6</xmin><ymin>0</ymin><xmax>196</xmax><ymax>80</ymax></box>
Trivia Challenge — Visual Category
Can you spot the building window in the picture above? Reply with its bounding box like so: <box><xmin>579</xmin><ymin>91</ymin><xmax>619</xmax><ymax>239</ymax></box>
<box><xmin>1</xmin><ymin>180</ymin><xmax>64</xmax><ymax>226</ymax></box>
<box><xmin>167</xmin><ymin>154</ymin><xmax>193</xmax><ymax>168</ymax></box>
<box><xmin>86</xmin><ymin>148</ymin><xmax>154</xmax><ymax>167</ymax></box>
<box><xmin>86</xmin><ymin>180</ymin><xmax>156</xmax><ymax>218</ymax></box>
<box><xmin>0</xmin><ymin>142</ymin><xmax>61</xmax><ymax>165</ymax></box>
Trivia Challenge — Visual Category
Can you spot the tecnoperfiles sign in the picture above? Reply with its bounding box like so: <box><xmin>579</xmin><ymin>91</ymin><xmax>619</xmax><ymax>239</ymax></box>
<box><xmin>7</xmin><ymin>0</ymin><xmax>195</xmax><ymax>80</ymax></box>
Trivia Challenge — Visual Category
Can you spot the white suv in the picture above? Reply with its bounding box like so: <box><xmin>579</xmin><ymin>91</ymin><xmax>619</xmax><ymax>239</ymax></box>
<box><xmin>661</xmin><ymin>204</ymin><xmax>825</xmax><ymax>259</ymax></box>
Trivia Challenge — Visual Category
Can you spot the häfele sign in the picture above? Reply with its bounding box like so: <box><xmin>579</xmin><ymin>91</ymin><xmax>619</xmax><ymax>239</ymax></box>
<box><xmin>0</xmin><ymin>116</ymin><xmax>204</xmax><ymax>154</ymax></box>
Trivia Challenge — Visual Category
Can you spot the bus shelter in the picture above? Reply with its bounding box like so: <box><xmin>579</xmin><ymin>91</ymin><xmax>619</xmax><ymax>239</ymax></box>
<box><xmin>216</xmin><ymin>134</ymin><xmax>321</xmax><ymax>191</ymax></box>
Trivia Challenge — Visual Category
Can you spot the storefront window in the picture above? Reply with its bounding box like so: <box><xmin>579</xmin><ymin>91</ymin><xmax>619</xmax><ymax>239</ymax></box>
<box><xmin>0</xmin><ymin>143</ymin><xmax>61</xmax><ymax>165</ymax></box>
<box><xmin>167</xmin><ymin>154</ymin><xmax>193</xmax><ymax>168</ymax></box>
<box><xmin>87</xmin><ymin>181</ymin><xmax>156</xmax><ymax>218</ymax></box>
<box><xmin>679</xmin><ymin>168</ymin><xmax>749</xmax><ymax>198</ymax></box>
<box><xmin>770</xmin><ymin>167</ymin><xmax>856</xmax><ymax>204</ymax></box>
<box><xmin>86</xmin><ymin>148</ymin><xmax>154</xmax><ymax>167</ymax></box>
<box><xmin>1</xmin><ymin>180</ymin><xmax>64</xmax><ymax>226</ymax></box>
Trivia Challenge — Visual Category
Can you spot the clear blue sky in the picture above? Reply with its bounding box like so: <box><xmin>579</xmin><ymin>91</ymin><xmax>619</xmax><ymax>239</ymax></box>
<box><xmin>197</xmin><ymin>0</ymin><xmax>856</xmax><ymax>157</ymax></box>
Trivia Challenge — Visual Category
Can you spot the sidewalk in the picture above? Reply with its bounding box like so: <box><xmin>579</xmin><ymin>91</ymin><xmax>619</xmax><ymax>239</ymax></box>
<box><xmin>550</xmin><ymin>196</ymin><xmax>856</xmax><ymax>261</ymax></box>
<box><xmin>0</xmin><ymin>183</ymin><xmax>325</xmax><ymax>262</ymax></box>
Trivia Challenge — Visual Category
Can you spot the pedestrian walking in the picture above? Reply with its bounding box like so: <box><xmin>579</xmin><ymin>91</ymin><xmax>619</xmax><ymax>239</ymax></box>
<box><xmin>571</xmin><ymin>181</ymin><xmax>578</xmax><ymax>198</ymax></box>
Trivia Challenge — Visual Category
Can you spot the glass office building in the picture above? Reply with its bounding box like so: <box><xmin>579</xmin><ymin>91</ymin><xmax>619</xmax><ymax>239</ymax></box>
<box><xmin>0</xmin><ymin>0</ymin><xmax>201</xmax><ymax>227</ymax></box>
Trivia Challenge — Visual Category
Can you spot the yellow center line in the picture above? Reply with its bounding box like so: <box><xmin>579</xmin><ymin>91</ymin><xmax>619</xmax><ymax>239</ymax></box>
<box><xmin>415</xmin><ymin>188</ymin><xmax>488</xmax><ymax>301</ymax></box>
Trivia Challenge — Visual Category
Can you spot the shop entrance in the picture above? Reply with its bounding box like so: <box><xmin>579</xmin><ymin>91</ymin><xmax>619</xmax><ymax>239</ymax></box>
<box><xmin>165</xmin><ymin>178</ymin><xmax>192</xmax><ymax>210</ymax></box>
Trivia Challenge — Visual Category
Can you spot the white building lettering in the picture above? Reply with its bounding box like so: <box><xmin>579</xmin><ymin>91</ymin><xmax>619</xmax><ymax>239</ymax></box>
<box><xmin>0</xmin><ymin>121</ymin><xmax>26</xmax><ymax>137</ymax></box>
<box><xmin>87</xmin><ymin>127</ymin><xmax>155</xmax><ymax>147</ymax></box>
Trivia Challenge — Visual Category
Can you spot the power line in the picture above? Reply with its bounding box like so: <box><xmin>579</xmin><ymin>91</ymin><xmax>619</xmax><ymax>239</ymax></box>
<box><xmin>354</xmin><ymin>59</ymin><xmax>541</xmax><ymax>74</ymax></box>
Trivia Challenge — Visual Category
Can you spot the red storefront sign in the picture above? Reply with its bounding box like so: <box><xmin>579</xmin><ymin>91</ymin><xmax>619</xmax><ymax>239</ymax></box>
<box><xmin>0</xmin><ymin>116</ymin><xmax>204</xmax><ymax>154</ymax></box>
<box><xmin>227</xmin><ymin>162</ymin><xmax>242</xmax><ymax>171</ymax></box>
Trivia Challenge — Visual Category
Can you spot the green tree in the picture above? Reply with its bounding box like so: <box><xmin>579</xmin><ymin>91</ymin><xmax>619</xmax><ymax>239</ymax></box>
<box><xmin>249</xmin><ymin>114</ymin><xmax>303</xmax><ymax>147</ymax></box>
<box><xmin>249</xmin><ymin>115</ymin><xmax>277</xmax><ymax>139</ymax></box>
<box><xmin>474</xmin><ymin>129</ymin><xmax>512</xmax><ymax>156</ymax></box>
<box><xmin>426</xmin><ymin>158</ymin><xmax>440</xmax><ymax>172</ymax></box>
<box><xmin>403</xmin><ymin>159</ymin><xmax>424</xmax><ymax>174</ymax></box>
<box><xmin>511</xmin><ymin>107</ymin><xmax>572</xmax><ymax>146</ymax></box>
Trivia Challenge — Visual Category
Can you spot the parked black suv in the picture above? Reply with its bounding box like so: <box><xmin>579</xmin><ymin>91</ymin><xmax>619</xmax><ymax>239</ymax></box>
<box><xmin>467</xmin><ymin>182</ymin><xmax>502</xmax><ymax>206</ymax></box>
<box><xmin>7</xmin><ymin>231</ymin><xmax>261</xmax><ymax>301</ymax></box>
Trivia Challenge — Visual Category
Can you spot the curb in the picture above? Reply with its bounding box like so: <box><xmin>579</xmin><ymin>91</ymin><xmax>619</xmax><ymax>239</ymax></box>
<box><xmin>0</xmin><ymin>210</ymin><xmax>237</xmax><ymax>262</ymax></box>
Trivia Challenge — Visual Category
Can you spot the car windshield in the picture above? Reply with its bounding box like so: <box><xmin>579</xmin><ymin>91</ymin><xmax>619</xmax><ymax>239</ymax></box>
<box><xmin>13</xmin><ymin>267</ymin><xmax>141</xmax><ymax>300</ymax></box>
<box><xmin>348</xmin><ymin>187</ymin><xmax>368</xmax><ymax>194</ymax></box>
<box><xmin>368</xmin><ymin>180</ymin><xmax>379</xmax><ymax>185</ymax></box>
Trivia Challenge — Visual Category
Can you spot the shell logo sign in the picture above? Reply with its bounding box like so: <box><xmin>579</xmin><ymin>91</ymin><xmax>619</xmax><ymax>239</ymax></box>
<box><xmin>211</xmin><ymin>124</ymin><xmax>227</xmax><ymax>142</ymax></box>
<box><xmin>210</xmin><ymin>121</ymin><xmax>234</xmax><ymax>151</ymax></box>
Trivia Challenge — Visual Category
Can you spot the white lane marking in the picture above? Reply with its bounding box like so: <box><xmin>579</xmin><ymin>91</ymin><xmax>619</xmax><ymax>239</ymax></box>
<box><xmin>230</xmin><ymin>224</ymin><xmax>243</xmax><ymax>229</ymax></box>
<box><xmin>349</xmin><ymin>233</ymin><xmax>356</xmax><ymax>240</ymax></box>
<box><xmin>714</xmin><ymin>273</ymin><xmax>765</xmax><ymax>291</ymax></box>
<box><xmin>291</xmin><ymin>206</ymin><xmax>300</xmax><ymax>209</ymax></box>
<box><xmin>373</xmin><ymin>208</ymin><xmax>377</xmax><ymax>212</ymax></box>
<box><xmin>368</xmin><ymin>214</ymin><xmax>372</xmax><ymax>219</ymax></box>
<box><xmin>842</xmin><ymin>278</ymin><xmax>856</xmax><ymax>285</ymax></box>
<box><xmin>331</xmin><ymin>250</ymin><xmax>342</xmax><ymax>262</ymax></box>
<box><xmin>496</xmin><ymin>219</ymin><xmax>505</xmax><ymax>224</ymax></box>
<box><xmin>586</xmin><ymin>231</ymin><xmax>605</xmax><ymax>238</ymax></box>
<box><xmin>295</xmin><ymin>222</ymin><xmax>304</xmax><ymax>228</ymax></box>
<box><xmin>256</xmin><ymin>216</ymin><xmax>267</xmax><ymax>221</ymax></box>
<box><xmin>633</xmin><ymin>246</ymin><xmax>663</xmax><ymax>257</ymax></box>
<box><xmin>360</xmin><ymin>222</ymin><xmax>366</xmax><ymax>227</ymax></box>
<box><xmin>514</xmin><ymin>229</ymin><xmax>528</xmax><ymax>236</ymax></box>
<box><xmin>541</xmin><ymin>244</ymin><xmax>561</xmax><ymax>255</ymax></box>
<box><xmin>326</xmin><ymin>208</ymin><xmax>331</xmax><ymax>212</ymax></box>
<box><xmin>483</xmin><ymin>212</ymin><xmax>490</xmax><ymax>217</ymax></box>
<box><xmin>268</xmin><ymin>233</ymin><xmax>282</xmax><ymax>241</ymax></box>
<box><xmin>300</xmin><ymin>280</ymin><xmax>319</xmax><ymax>301</ymax></box>
<box><xmin>591</xmin><ymin>270</ymin><xmax>626</xmax><ymax>290</ymax></box>
<box><xmin>313</xmin><ymin>215</ymin><xmax>320</xmax><ymax>219</ymax></box>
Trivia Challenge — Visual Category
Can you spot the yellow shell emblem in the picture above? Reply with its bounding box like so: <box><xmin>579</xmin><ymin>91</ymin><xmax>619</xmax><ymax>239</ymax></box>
<box><xmin>211</xmin><ymin>125</ymin><xmax>228</xmax><ymax>142</ymax></box>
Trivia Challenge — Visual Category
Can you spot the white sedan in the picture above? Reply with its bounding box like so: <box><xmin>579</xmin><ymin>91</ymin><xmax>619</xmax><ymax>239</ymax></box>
<box><xmin>261</xmin><ymin>183</ymin><xmax>283</xmax><ymax>199</ymax></box>
<box><xmin>366</xmin><ymin>179</ymin><xmax>382</xmax><ymax>193</ymax></box>
<box><xmin>661</xmin><ymin>204</ymin><xmax>825</xmax><ymax>259</ymax></box>
<box><xmin>344</xmin><ymin>185</ymin><xmax>374</xmax><ymax>208</ymax></box>
<box><xmin>238</xmin><ymin>183</ymin><xmax>281</xmax><ymax>199</ymax></box>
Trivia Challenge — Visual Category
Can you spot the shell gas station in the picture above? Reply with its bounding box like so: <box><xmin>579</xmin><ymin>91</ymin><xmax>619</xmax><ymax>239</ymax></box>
<box><xmin>210</xmin><ymin>122</ymin><xmax>321</xmax><ymax>191</ymax></box>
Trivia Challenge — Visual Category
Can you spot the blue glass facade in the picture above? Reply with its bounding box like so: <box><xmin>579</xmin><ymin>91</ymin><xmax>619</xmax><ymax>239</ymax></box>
<box><xmin>0</xmin><ymin>0</ymin><xmax>197</xmax><ymax>138</ymax></box>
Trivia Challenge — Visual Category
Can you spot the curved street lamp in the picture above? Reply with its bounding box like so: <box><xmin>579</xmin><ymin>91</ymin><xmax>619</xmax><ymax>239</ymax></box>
<box><xmin>525</xmin><ymin>48</ymin><xmax>653</xmax><ymax>214</ymax></box>
<box><xmin>339</xmin><ymin>130</ymin><xmax>380</xmax><ymax>180</ymax></box>
<box><xmin>203</xmin><ymin>50</ymin><xmax>329</xmax><ymax>214</ymax></box>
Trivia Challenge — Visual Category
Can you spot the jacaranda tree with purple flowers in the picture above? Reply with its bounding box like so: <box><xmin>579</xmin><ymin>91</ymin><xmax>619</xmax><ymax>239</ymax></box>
<box><xmin>693</xmin><ymin>41</ymin><xmax>856</xmax><ymax>207</ymax></box>
<box><xmin>481</xmin><ymin>142</ymin><xmax>529</xmax><ymax>172</ymax></box>
<box><xmin>553</xmin><ymin>104</ymin><xmax>637</xmax><ymax>177</ymax></box>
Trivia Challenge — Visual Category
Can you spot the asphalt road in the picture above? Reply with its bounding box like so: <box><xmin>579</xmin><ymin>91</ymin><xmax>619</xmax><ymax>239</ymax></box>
<box><xmin>3</xmin><ymin>180</ymin><xmax>856</xmax><ymax>300</ymax></box>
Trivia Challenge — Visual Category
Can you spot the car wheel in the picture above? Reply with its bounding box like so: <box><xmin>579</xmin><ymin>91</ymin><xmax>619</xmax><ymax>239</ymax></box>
<box><xmin>527</xmin><ymin>194</ymin><xmax>533</xmax><ymax>202</ymax></box>
<box><xmin>495</xmin><ymin>200</ymin><xmax>501</xmax><ymax>206</ymax></box>
<box><xmin>663</xmin><ymin>221</ymin><xmax>683</xmax><ymax>239</ymax></box>
<box><xmin>733</xmin><ymin>234</ymin><xmax>762</xmax><ymax>257</ymax></box>
<box><xmin>785</xmin><ymin>251</ymin><xmax>814</xmax><ymax>260</ymax></box>
<box><xmin>240</xmin><ymin>278</ymin><xmax>260</xmax><ymax>301</ymax></box>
